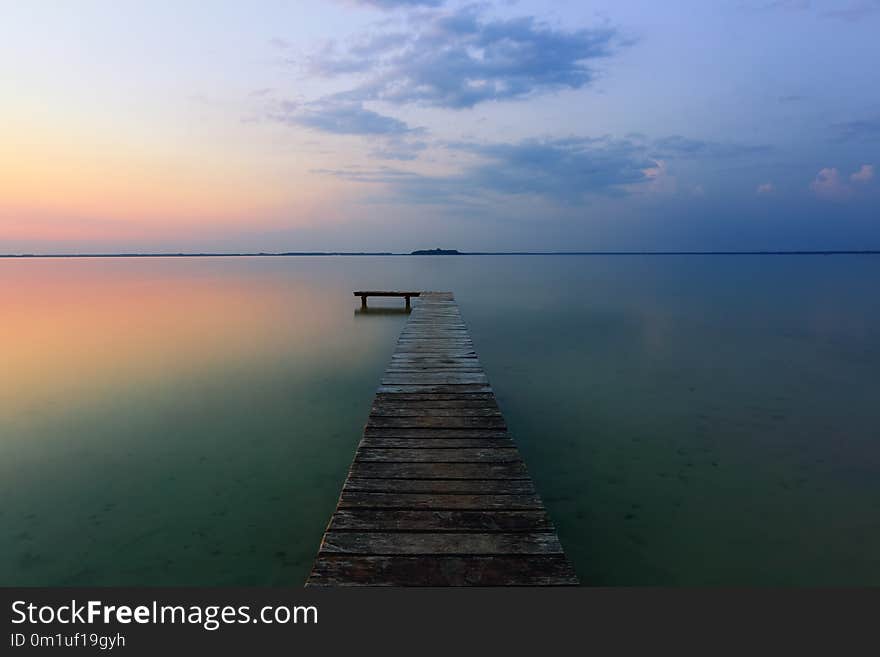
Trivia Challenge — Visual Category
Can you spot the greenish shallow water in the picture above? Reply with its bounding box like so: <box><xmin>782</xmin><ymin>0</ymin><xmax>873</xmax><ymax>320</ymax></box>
<box><xmin>2</xmin><ymin>255</ymin><xmax>879</xmax><ymax>586</ymax></box>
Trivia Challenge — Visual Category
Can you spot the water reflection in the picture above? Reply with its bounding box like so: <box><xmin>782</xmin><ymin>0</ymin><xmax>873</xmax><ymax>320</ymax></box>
<box><xmin>354</xmin><ymin>307</ymin><xmax>412</xmax><ymax>317</ymax></box>
<box><xmin>0</xmin><ymin>257</ymin><xmax>405</xmax><ymax>585</ymax></box>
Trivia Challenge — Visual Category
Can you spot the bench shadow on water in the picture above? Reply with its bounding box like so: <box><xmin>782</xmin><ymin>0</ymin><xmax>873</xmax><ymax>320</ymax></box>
<box><xmin>354</xmin><ymin>307</ymin><xmax>413</xmax><ymax>317</ymax></box>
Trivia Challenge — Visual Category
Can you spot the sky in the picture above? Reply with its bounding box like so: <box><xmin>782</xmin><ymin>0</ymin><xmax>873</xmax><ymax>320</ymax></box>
<box><xmin>1</xmin><ymin>0</ymin><xmax>878</xmax><ymax>253</ymax></box>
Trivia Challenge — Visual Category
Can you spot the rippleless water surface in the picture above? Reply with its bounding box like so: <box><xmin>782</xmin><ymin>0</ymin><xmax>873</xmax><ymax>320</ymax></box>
<box><xmin>2</xmin><ymin>255</ymin><xmax>878</xmax><ymax>585</ymax></box>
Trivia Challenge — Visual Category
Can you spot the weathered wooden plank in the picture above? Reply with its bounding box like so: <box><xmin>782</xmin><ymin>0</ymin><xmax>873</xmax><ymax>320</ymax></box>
<box><xmin>386</xmin><ymin>350</ymin><xmax>475</xmax><ymax>362</ymax></box>
<box><xmin>389</xmin><ymin>360</ymin><xmax>481</xmax><ymax>366</ymax></box>
<box><xmin>388</xmin><ymin>354</ymin><xmax>479</xmax><ymax>359</ymax></box>
<box><xmin>400</xmin><ymin>328</ymin><xmax>469</xmax><ymax>332</ymax></box>
<box><xmin>384</xmin><ymin>372</ymin><xmax>485</xmax><ymax>377</ymax></box>
<box><xmin>393</xmin><ymin>347</ymin><xmax>476</xmax><ymax>353</ymax></box>
<box><xmin>319</xmin><ymin>532</ymin><xmax>563</xmax><ymax>555</ymax></box>
<box><xmin>354</xmin><ymin>290</ymin><xmax>421</xmax><ymax>298</ymax></box>
<box><xmin>393</xmin><ymin>340</ymin><xmax>471</xmax><ymax>344</ymax></box>
<box><xmin>388</xmin><ymin>358</ymin><xmax>479</xmax><ymax>363</ymax></box>
<box><xmin>391</xmin><ymin>353</ymin><xmax>475</xmax><ymax>357</ymax></box>
<box><xmin>354</xmin><ymin>447</ymin><xmax>521</xmax><ymax>463</ymax></box>
<box><xmin>359</xmin><ymin>438</ymin><xmax>514</xmax><ymax>449</ymax></box>
<box><xmin>307</xmin><ymin>555</ymin><xmax>578</xmax><ymax>586</ymax></box>
<box><xmin>384</xmin><ymin>370</ymin><xmax>487</xmax><ymax>376</ymax></box>
<box><xmin>391</xmin><ymin>353</ymin><xmax>477</xmax><ymax>358</ymax></box>
<box><xmin>380</xmin><ymin>375</ymin><xmax>489</xmax><ymax>383</ymax></box>
<box><xmin>369</xmin><ymin>408</ymin><xmax>502</xmax><ymax>417</ymax></box>
<box><xmin>371</xmin><ymin>399</ymin><xmax>500</xmax><ymax>410</ymax></box>
<box><xmin>366</xmin><ymin>416</ymin><xmax>506</xmax><ymax>429</ymax></box>
<box><xmin>385</xmin><ymin>360</ymin><xmax>485</xmax><ymax>366</ymax></box>
<box><xmin>388</xmin><ymin>355</ymin><xmax>477</xmax><ymax>360</ymax></box>
<box><xmin>374</xmin><ymin>393</ymin><xmax>497</xmax><ymax>402</ymax></box>
<box><xmin>396</xmin><ymin>341</ymin><xmax>474</xmax><ymax>346</ymax></box>
<box><xmin>376</xmin><ymin>384</ymin><xmax>494</xmax><ymax>394</ymax></box>
<box><xmin>337</xmin><ymin>492</ymin><xmax>542</xmax><ymax>510</ymax></box>
<box><xmin>328</xmin><ymin>509</ymin><xmax>552</xmax><ymax>532</ymax></box>
<box><xmin>342</xmin><ymin>478</ymin><xmax>536</xmax><ymax>494</ymax></box>
<box><xmin>391</xmin><ymin>347</ymin><xmax>477</xmax><ymax>353</ymax></box>
<box><xmin>358</xmin><ymin>436</ymin><xmax>516</xmax><ymax>449</ymax></box>
<box><xmin>362</xmin><ymin>428</ymin><xmax>510</xmax><ymax>439</ymax></box>
<box><xmin>348</xmin><ymin>461</ymin><xmax>530</xmax><ymax>479</ymax></box>
<box><xmin>396</xmin><ymin>344</ymin><xmax>475</xmax><ymax>349</ymax></box>
<box><xmin>371</xmin><ymin>406</ymin><xmax>501</xmax><ymax>415</ymax></box>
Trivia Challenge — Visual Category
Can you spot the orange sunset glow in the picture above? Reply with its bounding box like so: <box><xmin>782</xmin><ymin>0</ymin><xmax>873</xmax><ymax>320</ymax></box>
<box><xmin>0</xmin><ymin>259</ymin><xmax>355</xmax><ymax>417</ymax></box>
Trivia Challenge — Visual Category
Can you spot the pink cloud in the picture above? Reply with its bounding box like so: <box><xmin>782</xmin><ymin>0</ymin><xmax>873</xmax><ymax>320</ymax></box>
<box><xmin>641</xmin><ymin>160</ymin><xmax>677</xmax><ymax>194</ymax></box>
<box><xmin>810</xmin><ymin>168</ymin><xmax>851</xmax><ymax>200</ymax></box>
<box><xmin>756</xmin><ymin>182</ymin><xmax>775</xmax><ymax>195</ymax></box>
<box><xmin>811</xmin><ymin>164</ymin><xmax>875</xmax><ymax>200</ymax></box>
<box><xmin>850</xmin><ymin>164</ymin><xmax>874</xmax><ymax>183</ymax></box>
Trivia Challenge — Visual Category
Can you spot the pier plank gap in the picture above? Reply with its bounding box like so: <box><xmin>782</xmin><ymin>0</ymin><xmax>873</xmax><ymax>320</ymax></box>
<box><xmin>306</xmin><ymin>292</ymin><xmax>578</xmax><ymax>586</ymax></box>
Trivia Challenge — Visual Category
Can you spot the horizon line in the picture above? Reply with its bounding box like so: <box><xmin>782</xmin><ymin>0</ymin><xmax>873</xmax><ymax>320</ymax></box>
<box><xmin>2</xmin><ymin>250</ymin><xmax>880</xmax><ymax>258</ymax></box>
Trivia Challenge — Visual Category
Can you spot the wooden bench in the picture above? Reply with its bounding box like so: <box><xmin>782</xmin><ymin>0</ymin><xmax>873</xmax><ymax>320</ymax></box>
<box><xmin>354</xmin><ymin>290</ymin><xmax>421</xmax><ymax>309</ymax></box>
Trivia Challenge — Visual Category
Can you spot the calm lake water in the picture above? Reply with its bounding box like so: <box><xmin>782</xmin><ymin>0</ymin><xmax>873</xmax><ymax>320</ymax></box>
<box><xmin>2</xmin><ymin>255</ymin><xmax>879</xmax><ymax>586</ymax></box>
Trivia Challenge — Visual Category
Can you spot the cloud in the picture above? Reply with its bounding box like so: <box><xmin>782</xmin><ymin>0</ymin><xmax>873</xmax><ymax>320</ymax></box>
<box><xmin>834</xmin><ymin>117</ymin><xmax>880</xmax><ymax>142</ymax></box>
<box><xmin>300</xmin><ymin>102</ymin><xmax>413</xmax><ymax>136</ymax></box>
<box><xmin>263</xmin><ymin>96</ymin><xmax>428</xmax><ymax>161</ymax></box>
<box><xmin>650</xmin><ymin>135</ymin><xmax>770</xmax><ymax>159</ymax></box>
<box><xmin>810</xmin><ymin>167</ymin><xmax>853</xmax><ymax>200</ymax></box>
<box><xmin>642</xmin><ymin>159</ymin><xmax>677</xmax><ymax>195</ymax></box>
<box><xmin>850</xmin><ymin>163</ymin><xmax>875</xmax><ymax>183</ymax></box>
<box><xmin>369</xmin><ymin>137</ymin><xmax>428</xmax><ymax>161</ymax></box>
<box><xmin>346</xmin><ymin>0</ymin><xmax>445</xmax><ymax>8</ymax></box>
<box><xmin>810</xmin><ymin>164</ymin><xmax>875</xmax><ymax>199</ymax></box>
<box><xmin>742</xmin><ymin>0</ymin><xmax>880</xmax><ymax>21</ymax></box>
<box><xmin>757</xmin><ymin>182</ymin><xmax>775</xmax><ymax>194</ymax></box>
<box><xmin>315</xmin><ymin>136</ymin><xmax>663</xmax><ymax>204</ymax></box>
<box><xmin>834</xmin><ymin>116</ymin><xmax>880</xmax><ymax>141</ymax></box>
<box><xmin>267</xmin><ymin>97</ymin><xmax>418</xmax><ymax>136</ymax></box>
<box><xmin>310</xmin><ymin>165</ymin><xmax>420</xmax><ymax>183</ymax></box>
<box><xmin>269</xmin><ymin>37</ymin><xmax>291</xmax><ymax>49</ymax></box>
<box><xmin>305</xmin><ymin>4</ymin><xmax>624</xmax><ymax>109</ymax></box>
<box><xmin>310</xmin><ymin>130</ymin><xmax>778</xmax><ymax>203</ymax></box>
<box><xmin>822</xmin><ymin>0</ymin><xmax>880</xmax><ymax>21</ymax></box>
<box><xmin>742</xmin><ymin>0</ymin><xmax>811</xmax><ymax>12</ymax></box>
<box><xmin>451</xmin><ymin>137</ymin><xmax>652</xmax><ymax>201</ymax></box>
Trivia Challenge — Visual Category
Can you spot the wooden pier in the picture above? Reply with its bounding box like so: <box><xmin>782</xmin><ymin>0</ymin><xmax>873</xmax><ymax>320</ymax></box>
<box><xmin>306</xmin><ymin>292</ymin><xmax>578</xmax><ymax>586</ymax></box>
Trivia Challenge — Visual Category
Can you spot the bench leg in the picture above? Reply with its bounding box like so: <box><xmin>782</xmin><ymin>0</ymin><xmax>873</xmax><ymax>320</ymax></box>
<box><xmin>361</xmin><ymin>296</ymin><xmax>368</xmax><ymax>309</ymax></box>
<box><xmin>405</xmin><ymin>295</ymin><xmax>411</xmax><ymax>310</ymax></box>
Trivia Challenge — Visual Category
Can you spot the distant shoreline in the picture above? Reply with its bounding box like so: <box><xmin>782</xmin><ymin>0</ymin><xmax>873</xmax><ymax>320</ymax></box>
<box><xmin>1</xmin><ymin>250</ymin><xmax>879</xmax><ymax>258</ymax></box>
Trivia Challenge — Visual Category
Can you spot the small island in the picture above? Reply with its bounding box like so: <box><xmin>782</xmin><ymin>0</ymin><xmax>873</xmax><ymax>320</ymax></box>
<box><xmin>411</xmin><ymin>248</ymin><xmax>461</xmax><ymax>255</ymax></box>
